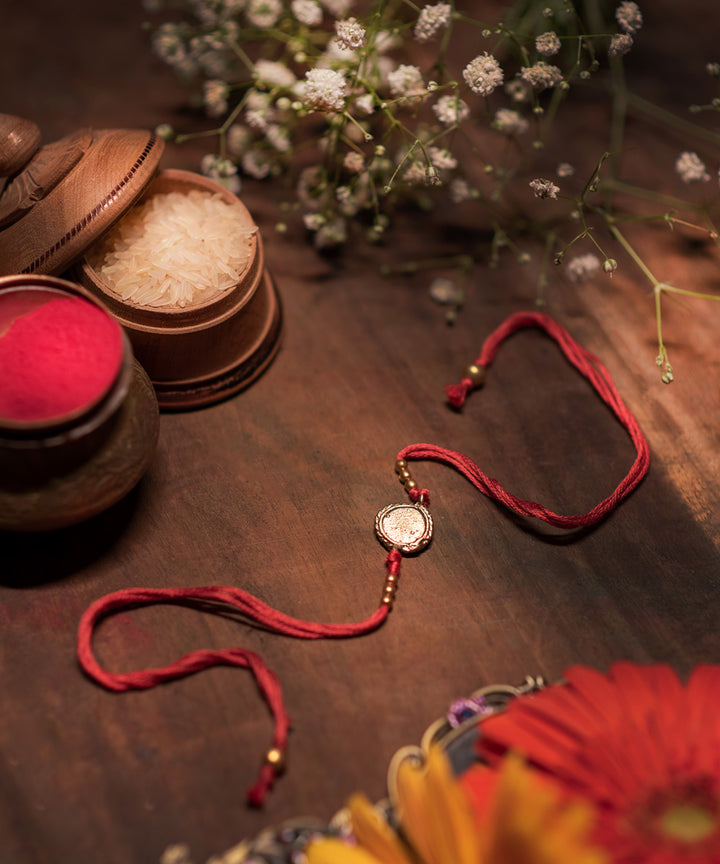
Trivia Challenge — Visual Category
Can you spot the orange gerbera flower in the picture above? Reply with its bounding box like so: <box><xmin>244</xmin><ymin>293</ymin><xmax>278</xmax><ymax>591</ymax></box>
<box><xmin>475</xmin><ymin>662</ymin><xmax>720</xmax><ymax>863</ymax></box>
<box><xmin>306</xmin><ymin>745</ymin><xmax>606</xmax><ymax>864</ymax></box>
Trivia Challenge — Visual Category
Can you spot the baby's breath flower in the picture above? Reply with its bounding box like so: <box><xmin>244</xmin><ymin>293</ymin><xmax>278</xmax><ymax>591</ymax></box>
<box><xmin>449</xmin><ymin>178</ymin><xmax>475</xmax><ymax>202</ymax></box>
<box><xmin>315</xmin><ymin>216</ymin><xmax>348</xmax><ymax>248</ymax></box>
<box><xmin>520</xmin><ymin>61</ymin><xmax>563</xmax><ymax>90</ymax></box>
<box><xmin>535</xmin><ymin>31</ymin><xmax>561</xmax><ymax>57</ymax></box>
<box><xmin>246</xmin><ymin>0</ymin><xmax>282</xmax><ymax>28</ymax></box>
<box><xmin>227</xmin><ymin>124</ymin><xmax>251</xmax><ymax>157</ymax></box>
<box><xmin>505</xmin><ymin>78</ymin><xmax>532</xmax><ymax>103</ymax></box>
<box><xmin>303</xmin><ymin>212</ymin><xmax>325</xmax><ymax>230</ymax></box>
<box><xmin>675</xmin><ymin>151</ymin><xmax>711</xmax><ymax>183</ymax></box>
<box><xmin>615</xmin><ymin>1</ymin><xmax>642</xmax><ymax>34</ymax></box>
<box><xmin>566</xmin><ymin>253</ymin><xmax>601</xmax><ymax>282</ymax></box>
<box><xmin>266</xmin><ymin>124</ymin><xmax>291</xmax><ymax>152</ymax></box>
<box><xmin>429</xmin><ymin>277</ymin><xmax>462</xmax><ymax>305</ymax></box>
<box><xmin>529</xmin><ymin>177</ymin><xmax>560</xmax><ymax>199</ymax></box>
<box><xmin>427</xmin><ymin>147</ymin><xmax>457</xmax><ymax>171</ymax></box>
<box><xmin>245</xmin><ymin>90</ymin><xmax>274</xmax><ymax>130</ymax></box>
<box><xmin>463</xmin><ymin>52</ymin><xmax>504</xmax><ymax>96</ymax></box>
<box><xmin>291</xmin><ymin>0</ymin><xmax>323</xmax><ymax>25</ymax></box>
<box><xmin>302</xmin><ymin>67</ymin><xmax>347</xmax><ymax>112</ymax></box>
<box><xmin>254</xmin><ymin>59</ymin><xmax>297</xmax><ymax>89</ymax></box>
<box><xmin>492</xmin><ymin>107</ymin><xmax>529</xmax><ymax>135</ymax></box>
<box><xmin>343</xmin><ymin>151</ymin><xmax>364</xmax><ymax>173</ymax></box>
<box><xmin>557</xmin><ymin>162</ymin><xmax>575</xmax><ymax>177</ymax></box>
<box><xmin>153</xmin><ymin>24</ymin><xmax>195</xmax><ymax>75</ymax></box>
<box><xmin>403</xmin><ymin>162</ymin><xmax>430</xmax><ymax>186</ymax></box>
<box><xmin>414</xmin><ymin>3</ymin><xmax>452</xmax><ymax>42</ymax></box>
<box><xmin>319</xmin><ymin>0</ymin><xmax>353</xmax><ymax>18</ymax></box>
<box><xmin>201</xmin><ymin>154</ymin><xmax>241</xmax><ymax>194</ymax></box>
<box><xmin>609</xmin><ymin>33</ymin><xmax>633</xmax><ymax>57</ymax></box>
<box><xmin>154</xmin><ymin>123</ymin><xmax>175</xmax><ymax>140</ymax></box>
<box><xmin>355</xmin><ymin>93</ymin><xmax>375</xmax><ymax>114</ymax></box>
<box><xmin>241</xmin><ymin>149</ymin><xmax>274</xmax><ymax>179</ymax></box>
<box><xmin>335</xmin><ymin>17</ymin><xmax>366</xmax><ymax>51</ymax></box>
<box><xmin>603</xmin><ymin>258</ymin><xmax>618</xmax><ymax>273</ymax></box>
<box><xmin>387</xmin><ymin>64</ymin><xmax>426</xmax><ymax>98</ymax></box>
<box><xmin>433</xmin><ymin>95</ymin><xmax>470</xmax><ymax>125</ymax></box>
<box><xmin>203</xmin><ymin>79</ymin><xmax>229</xmax><ymax>117</ymax></box>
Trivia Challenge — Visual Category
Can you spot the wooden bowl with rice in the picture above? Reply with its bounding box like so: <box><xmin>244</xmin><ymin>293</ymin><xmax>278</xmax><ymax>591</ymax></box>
<box><xmin>76</xmin><ymin>169</ymin><xmax>282</xmax><ymax>410</ymax></box>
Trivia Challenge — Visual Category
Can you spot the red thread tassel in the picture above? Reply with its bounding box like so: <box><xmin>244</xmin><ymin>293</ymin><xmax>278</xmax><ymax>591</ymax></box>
<box><xmin>445</xmin><ymin>378</ymin><xmax>473</xmax><ymax>409</ymax></box>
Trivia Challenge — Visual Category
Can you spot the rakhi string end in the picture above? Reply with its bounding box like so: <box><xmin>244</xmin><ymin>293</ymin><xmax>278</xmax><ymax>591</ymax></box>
<box><xmin>246</xmin><ymin>747</ymin><xmax>286</xmax><ymax>808</ymax></box>
<box><xmin>445</xmin><ymin>364</ymin><xmax>485</xmax><ymax>409</ymax></box>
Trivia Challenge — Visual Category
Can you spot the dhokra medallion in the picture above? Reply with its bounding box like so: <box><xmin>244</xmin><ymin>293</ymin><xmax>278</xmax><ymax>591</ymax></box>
<box><xmin>375</xmin><ymin>503</ymin><xmax>433</xmax><ymax>554</ymax></box>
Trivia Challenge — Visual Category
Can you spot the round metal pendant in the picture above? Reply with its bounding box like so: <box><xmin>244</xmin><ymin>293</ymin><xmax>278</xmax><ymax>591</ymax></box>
<box><xmin>375</xmin><ymin>502</ymin><xmax>433</xmax><ymax>554</ymax></box>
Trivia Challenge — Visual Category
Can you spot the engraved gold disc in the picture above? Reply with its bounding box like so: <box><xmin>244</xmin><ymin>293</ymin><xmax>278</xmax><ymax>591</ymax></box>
<box><xmin>375</xmin><ymin>503</ymin><xmax>433</xmax><ymax>554</ymax></box>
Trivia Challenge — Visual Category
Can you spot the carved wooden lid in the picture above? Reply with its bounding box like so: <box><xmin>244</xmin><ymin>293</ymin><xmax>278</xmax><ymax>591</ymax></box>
<box><xmin>0</xmin><ymin>117</ymin><xmax>164</xmax><ymax>277</ymax></box>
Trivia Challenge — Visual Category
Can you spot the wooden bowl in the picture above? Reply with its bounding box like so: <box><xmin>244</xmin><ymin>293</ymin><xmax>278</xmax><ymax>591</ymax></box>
<box><xmin>0</xmin><ymin>274</ymin><xmax>159</xmax><ymax>532</ymax></box>
<box><xmin>76</xmin><ymin>169</ymin><xmax>282</xmax><ymax>411</ymax></box>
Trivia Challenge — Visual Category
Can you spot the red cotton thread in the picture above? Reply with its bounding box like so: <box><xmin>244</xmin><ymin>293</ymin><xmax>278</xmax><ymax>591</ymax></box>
<box><xmin>401</xmin><ymin>310</ymin><xmax>650</xmax><ymax>530</ymax></box>
<box><xmin>77</xmin><ymin>311</ymin><xmax>649</xmax><ymax>806</ymax></box>
<box><xmin>77</xmin><ymin>579</ymin><xmax>393</xmax><ymax>807</ymax></box>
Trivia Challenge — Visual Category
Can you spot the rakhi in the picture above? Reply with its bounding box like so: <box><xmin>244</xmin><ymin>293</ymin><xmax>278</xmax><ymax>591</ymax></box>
<box><xmin>77</xmin><ymin>311</ymin><xmax>650</xmax><ymax>806</ymax></box>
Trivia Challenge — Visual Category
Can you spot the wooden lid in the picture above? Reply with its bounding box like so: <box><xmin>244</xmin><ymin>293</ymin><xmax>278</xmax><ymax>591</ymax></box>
<box><xmin>0</xmin><ymin>121</ymin><xmax>164</xmax><ymax>277</ymax></box>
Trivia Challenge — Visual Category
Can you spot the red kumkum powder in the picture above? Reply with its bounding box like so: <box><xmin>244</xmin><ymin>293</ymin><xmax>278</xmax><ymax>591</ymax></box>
<box><xmin>0</xmin><ymin>288</ymin><xmax>124</xmax><ymax>423</ymax></box>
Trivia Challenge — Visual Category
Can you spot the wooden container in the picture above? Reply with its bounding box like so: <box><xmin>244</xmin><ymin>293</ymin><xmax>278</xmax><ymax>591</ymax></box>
<box><xmin>0</xmin><ymin>274</ymin><xmax>159</xmax><ymax>532</ymax></box>
<box><xmin>76</xmin><ymin>169</ymin><xmax>282</xmax><ymax>410</ymax></box>
<box><xmin>0</xmin><ymin>119</ymin><xmax>281</xmax><ymax>410</ymax></box>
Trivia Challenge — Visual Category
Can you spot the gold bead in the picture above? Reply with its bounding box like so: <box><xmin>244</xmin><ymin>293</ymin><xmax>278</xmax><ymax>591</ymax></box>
<box><xmin>395</xmin><ymin>459</ymin><xmax>408</xmax><ymax>474</ymax></box>
<box><xmin>465</xmin><ymin>364</ymin><xmax>486</xmax><ymax>388</ymax></box>
<box><xmin>386</xmin><ymin>573</ymin><xmax>398</xmax><ymax>583</ymax></box>
<box><xmin>265</xmin><ymin>747</ymin><xmax>286</xmax><ymax>773</ymax></box>
<box><xmin>382</xmin><ymin>592</ymin><xmax>394</xmax><ymax>606</ymax></box>
<box><xmin>398</xmin><ymin>469</ymin><xmax>412</xmax><ymax>482</ymax></box>
<box><xmin>404</xmin><ymin>479</ymin><xmax>417</xmax><ymax>491</ymax></box>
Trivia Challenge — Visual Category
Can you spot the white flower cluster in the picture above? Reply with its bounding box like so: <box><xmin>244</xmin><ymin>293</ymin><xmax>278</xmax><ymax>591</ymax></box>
<box><xmin>292</xmin><ymin>0</ymin><xmax>322</xmax><ymax>26</ymax></box>
<box><xmin>535</xmin><ymin>31</ymin><xmax>561</xmax><ymax>57</ymax></box>
<box><xmin>463</xmin><ymin>53</ymin><xmax>504</xmax><ymax>96</ymax></box>
<box><xmin>492</xmin><ymin>108</ymin><xmax>529</xmax><ymax>136</ymax></box>
<box><xmin>566</xmin><ymin>253</ymin><xmax>601</xmax><ymax>283</ymax></box>
<box><xmin>414</xmin><ymin>3</ymin><xmax>452</xmax><ymax>42</ymax></box>
<box><xmin>675</xmin><ymin>152</ymin><xmax>711</xmax><ymax>183</ymax></box>
<box><xmin>529</xmin><ymin>178</ymin><xmax>560</xmax><ymax>199</ymax></box>
<box><xmin>302</xmin><ymin>68</ymin><xmax>347</xmax><ymax>112</ymax></box>
<box><xmin>433</xmin><ymin>95</ymin><xmax>470</xmax><ymax>125</ymax></box>
<box><xmin>609</xmin><ymin>33</ymin><xmax>633</xmax><ymax>57</ymax></box>
<box><xmin>520</xmin><ymin>62</ymin><xmax>563</xmax><ymax>91</ymax></box>
<box><xmin>387</xmin><ymin>65</ymin><xmax>426</xmax><ymax>98</ymax></box>
<box><xmin>335</xmin><ymin>17</ymin><xmax>365</xmax><ymax>51</ymax></box>
<box><xmin>615</xmin><ymin>1</ymin><xmax>642</xmax><ymax>34</ymax></box>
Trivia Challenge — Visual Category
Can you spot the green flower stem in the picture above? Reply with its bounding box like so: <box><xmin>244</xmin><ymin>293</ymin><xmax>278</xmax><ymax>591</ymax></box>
<box><xmin>607</xmin><ymin>222</ymin><xmax>659</xmax><ymax>285</ymax></box>
<box><xmin>626</xmin><ymin>92</ymin><xmax>720</xmax><ymax>148</ymax></box>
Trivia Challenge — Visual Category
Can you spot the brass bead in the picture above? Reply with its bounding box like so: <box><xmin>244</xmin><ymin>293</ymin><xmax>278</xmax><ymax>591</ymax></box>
<box><xmin>382</xmin><ymin>592</ymin><xmax>394</xmax><ymax>606</ymax></box>
<box><xmin>264</xmin><ymin>747</ymin><xmax>286</xmax><ymax>773</ymax></box>
<box><xmin>465</xmin><ymin>363</ymin><xmax>486</xmax><ymax>388</ymax></box>
<box><xmin>404</xmin><ymin>479</ymin><xmax>417</xmax><ymax>491</ymax></box>
<box><xmin>395</xmin><ymin>459</ymin><xmax>408</xmax><ymax>474</ymax></box>
<box><xmin>386</xmin><ymin>573</ymin><xmax>398</xmax><ymax>583</ymax></box>
<box><xmin>398</xmin><ymin>469</ymin><xmax>412</xmax><ymax>482</ymax></box>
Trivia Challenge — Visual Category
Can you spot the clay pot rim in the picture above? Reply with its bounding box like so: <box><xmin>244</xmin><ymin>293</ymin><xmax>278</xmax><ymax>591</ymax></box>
<box><xmin>0</xmin><ymin>274</ymin><xmax>133</xmax><ymax>445</ymax></box>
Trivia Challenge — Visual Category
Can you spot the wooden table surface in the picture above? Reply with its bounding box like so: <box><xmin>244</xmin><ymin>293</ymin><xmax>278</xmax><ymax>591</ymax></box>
<box><xmin>2</xmin><ymin>2</ymin><xmax>719</xmax><ymax>862</ymax></box>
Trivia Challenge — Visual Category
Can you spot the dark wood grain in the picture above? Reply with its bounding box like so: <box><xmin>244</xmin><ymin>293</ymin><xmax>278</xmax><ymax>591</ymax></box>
<box><xmin>1</xmin><ymin>2</ymin><xmax>720</xmax><ymax>862</ymax></box>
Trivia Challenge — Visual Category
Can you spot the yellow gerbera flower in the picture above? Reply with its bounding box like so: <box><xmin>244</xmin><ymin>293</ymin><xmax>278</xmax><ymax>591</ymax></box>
<box><xmin>306</xmin><ymin>746</ymin><xmax>607</xmax><ymax>864</ymax></box>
